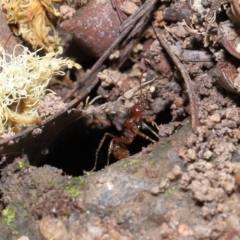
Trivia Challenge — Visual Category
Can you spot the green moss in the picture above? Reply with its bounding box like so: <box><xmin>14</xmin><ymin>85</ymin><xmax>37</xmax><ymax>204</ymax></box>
<box><xmin>23</xmin><ymin>211</ymin><xmax>28</xmax><ymax>217</ymax></box>
<box><xmin>11</xmin><ymin>228</ymin><xmax>19</xmax><ymax>235</ymax></box>
<box><xmin>160</xmin><ymin>143</ymin><xmax>171</xmax><ymax>150</ymax></box>
<box><xmin>83</xmin><ymin>171</ymin><xmax>93</xmax><ymax>177</ymax></box>
<box><xmin>65</xmin><ymin>185</ymin><xmax>80</xmax><ymax>197</ymax></box>
<box><xmin>29</xmin><ymin>181</ymin><xmax>36</xmax><ymax>188</ymax></box>
<box><xmin>66</xmin><ymin>211</ymin><xmax>71</xmax><ymax>217</ymax></box>
<box><xmin>1</xmin><ymin>208</ymin><xmax>15</xmax><ymax>225</ymax></box>
<box><xmin>167</xmin><ymin>188</ymin><xmax>174</xmax><ymax>196</ymax></box>
<box><xmin>74</xmin><ymin>176</ymin><xmax>81</xmax><ymax>181</ymax></box>
<box><xmin>123</xmin><ymin>160</ymin><xmax>138</xmax><ymax>170</ymax></box>
<box><xmin>32</xmin><ymin>192</ymin><xmax>37</xmax><ymax>197</ymax></box>
<box><xmin>17</xmin><ymin>160</ymin><xmax>27</xmax><ymax>169</ymax></box>
<box><xmin>74</xmin><ymin>176</ymin><xmax>87</xmax><ymax>187</ymax></box>
<box><xmin>47</xmin><ymin>180</ymin><xmax>54</xmax><ymax>185</ymax></box>
<box><xmin>150</xmin><ymin>159</ymin><xmax>157</xmax><ymax>166</ymax></box>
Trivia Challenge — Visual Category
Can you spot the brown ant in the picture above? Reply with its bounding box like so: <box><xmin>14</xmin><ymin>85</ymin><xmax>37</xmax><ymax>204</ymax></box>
<box><xmin>91</xmin><ymin>73</ymin><xmax>159</xmax><ymax>171</ymax></box>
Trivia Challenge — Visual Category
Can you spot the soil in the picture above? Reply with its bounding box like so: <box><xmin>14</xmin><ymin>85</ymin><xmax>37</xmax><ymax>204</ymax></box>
<box><xmin>1</xmin><ymin>0</ymin><xmax>240</xmax><ymax>239</ymax></box>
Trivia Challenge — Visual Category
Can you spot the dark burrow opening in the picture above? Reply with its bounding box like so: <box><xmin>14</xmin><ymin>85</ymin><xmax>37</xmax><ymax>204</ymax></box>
<box><xmin>41</xmin><ymin>106</ymin><xmax>173</xmax><ymax>176</ymax></box>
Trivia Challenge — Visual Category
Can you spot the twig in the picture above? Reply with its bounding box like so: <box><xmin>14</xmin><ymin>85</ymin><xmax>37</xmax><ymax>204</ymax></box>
<box><xmin>152</xmin><ymin>25</ymin><xmax>199</xmax><ymax>133</ymax></box>
<box><xmin>122</xmin><ymin>0</ymin><xmax>157</xmax><ymax>46</ymax></box>
<box><xmin>120</xmin><ymin>0</ymin><xmax>157</xmax><ymax>33</ymax></box>
<box><xmin>110</xmin><ymin>0</ymin><xmax>127</xmax><ymax>22</ymax></box>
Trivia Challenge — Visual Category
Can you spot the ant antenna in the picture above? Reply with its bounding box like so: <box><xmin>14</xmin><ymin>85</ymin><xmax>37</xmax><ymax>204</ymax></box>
<box><xmin>120</xmin><ymin>72</ymin><xmax>145</xmax><ymax>105</ymax></box>
<box><xmin>139</xmin><ymin>71</ymin><xmax>145</xmax><ymax>100</ymax></box>
<box><xmin>120</xmin><ymin>73</ymin><xmax>156</xmax><ymax>102</ymax></box>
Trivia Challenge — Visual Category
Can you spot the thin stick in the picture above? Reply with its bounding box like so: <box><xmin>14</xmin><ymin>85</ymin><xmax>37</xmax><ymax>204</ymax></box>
<box><xmin>152</xmin><ymin>25</ymin><xmax>199</xmax><ymax>133</ymax></box>
<box><xmin>120</xmin><ymin>0</ymin><xmax>157</xmax><ymax>33</ymax></box>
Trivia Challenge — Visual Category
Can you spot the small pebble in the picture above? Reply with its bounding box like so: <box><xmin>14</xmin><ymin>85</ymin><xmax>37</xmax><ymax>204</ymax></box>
<box><xmin>17</xmin><ymin>237</ymin><xmax>29</xmax><ymax>240</ymax></box>
<box><xmin>159</xmin><ymin>179</ymin><xmax>170</xmax><ymax>192</ymax></box>
<box><xmin>177</xmin><ymin>224</ymin><xmax>194</xmax><ymax>236</ymax></box>
<box><xmin>120</xmin><ymin>1</ymin><xmax>139</xmax><ymax>15</ymax></box>
<box><xmin>39</xmin><ymin>216</ymin><xmax>67</xmax><ymax>240</ymax></box>
<box><xmin>187</xmin><ymin>148</ymin><xmax>196</xmax><ymax>160</ymax></box>
<box><xmin>167</xmin><ymin>165</ymin><xmax>182</xmax><ymax>180</ymax></box>
<box><xmin>151</xmin><ymin>186</ymin><xmax>160</xmax><ymax>195</ymax></box>
<box><xmin>202</xmin><ymin>150</ymin><xmax>213</xmax><ymax>160</ymax></box>
<box><xmin>210</xmin><ymin>113</ymin><xmax>221</xmax><ymax>123</ymax></box>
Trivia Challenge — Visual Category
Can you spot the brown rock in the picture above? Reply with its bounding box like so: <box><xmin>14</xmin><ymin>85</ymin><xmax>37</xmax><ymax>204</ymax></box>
<box><xmin>167</xmin><ymin>164</ymin><xmax>182</xmax><ymax>180</ymax></box>
<box><xmin>177</xmin><ymin>224</ymin><xmax>194</xmax><ymax>236</ymax></box>
<box><xmin>61</xmin><ymin>0</ymin><xmax>120</xmax><ymax>57</ymax></box>
<box><xmin>39</xmin><ymin>216</ymin><xmax>67</xmax><ymax>240</ymax></box>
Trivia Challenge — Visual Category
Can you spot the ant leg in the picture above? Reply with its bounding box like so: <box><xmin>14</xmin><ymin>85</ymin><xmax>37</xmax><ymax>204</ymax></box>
<box><xmin>142</xmin><ymin>122</ymin><xmax>160</xmax><ymax>140</ymax></box>
<box><xmin>107</xmin><ymin>140</ymin><xmax>114</xmax><ymax>167</ymax></box>
<box><xmin>142</xmin><ymin>116</ymin><xmax>160</xmax><ymax>138</ymax></box>
<box><xmin>134</xmin><ymin>129</ymin><xmax>156</xmax><ymax>143</ymax></box>
<box><xmin>92</xmin><ymin>133</ymin><xmax>117</xmax><ymax>171</ymax></box>
<box><xmin>142</xmin><ymin>115</ymin><xmax>160</xmax><ymax>130</ymax></box>
<box><xmin>92</xmin><ymin>133</ymin><xmax>110</xmax><ymax>171</ymax></box>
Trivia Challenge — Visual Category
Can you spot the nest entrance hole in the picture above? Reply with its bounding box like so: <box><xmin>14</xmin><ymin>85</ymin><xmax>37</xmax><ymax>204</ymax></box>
<box><xmin>41</xmin><ymin>105</ymin><xmax>173</xmax><ymax>176</ymax></box>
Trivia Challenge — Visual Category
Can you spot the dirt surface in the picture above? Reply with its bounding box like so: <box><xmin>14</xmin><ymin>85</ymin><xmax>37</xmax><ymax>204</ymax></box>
<box><xmin>0</xmin><ymin>118</ymin><xmax>240</xmax><ymax>239</ymax></box>
<box><xmin>2</xmin><ymin>0</ymin><xmax>240</xmax><ymax>239</ymax></box>
<box><xmin>0</xmin><ymin>121</ymin><xmax>209</xmax><ymax>239</ymax></box>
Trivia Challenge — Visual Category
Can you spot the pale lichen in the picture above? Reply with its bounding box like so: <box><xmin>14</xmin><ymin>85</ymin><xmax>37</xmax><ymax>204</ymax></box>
<box><xmin>0</xmin><ymin>44</ymin><xmax>80</xmax><ymax>134</ymax></box>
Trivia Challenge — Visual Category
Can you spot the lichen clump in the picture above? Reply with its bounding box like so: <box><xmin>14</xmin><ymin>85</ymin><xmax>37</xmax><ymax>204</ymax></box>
<box><xmin>1</xmin><ymin>0</ymin><xmax>61</xmax><ymax>51</ymax></box>
<box><xmin>0</xmin><ymin>44</ymin><xmax>80</xmax><ymax>134</ymax></box>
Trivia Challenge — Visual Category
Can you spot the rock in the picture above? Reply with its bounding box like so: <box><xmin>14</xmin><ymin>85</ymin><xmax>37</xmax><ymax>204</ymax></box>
<box><xmin>61</xmin><ymin>0</ymin><xmax>120</xmax><ymax>57</ymax></box>
<box><xmin>39</xmin><ymin>216</ymin><xmax>67</xmax><ymax>240</ymax></box>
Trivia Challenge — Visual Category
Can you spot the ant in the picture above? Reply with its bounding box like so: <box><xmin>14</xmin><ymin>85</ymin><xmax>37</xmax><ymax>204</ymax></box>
<box><xmin>91</xmin><ymin>73</ymin><xmax>160</xmax><ymax>171</ymax></box>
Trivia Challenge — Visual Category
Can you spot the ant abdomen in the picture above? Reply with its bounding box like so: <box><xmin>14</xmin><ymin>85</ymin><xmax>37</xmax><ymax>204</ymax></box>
<box><xmin>112</xmin><ymin>143</ymin><xmax>130</xmax><ymax>159</ymax></box>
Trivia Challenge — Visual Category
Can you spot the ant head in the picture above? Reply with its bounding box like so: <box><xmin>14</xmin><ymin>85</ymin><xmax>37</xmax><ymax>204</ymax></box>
<box><xmin>130</xmin><ymin>99</ymin><xmax>147</xmax><ymax>118</ymax></box>
<box><xmin>130</xmin><ymin>71</ymin><xmax>149</xmax><ymax>118</ymax></box>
